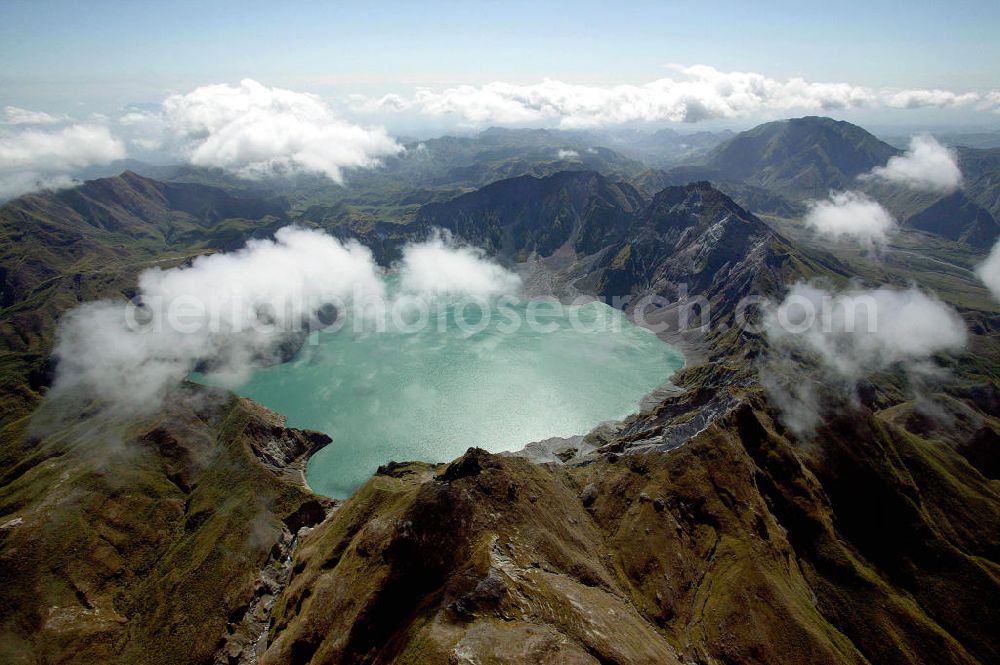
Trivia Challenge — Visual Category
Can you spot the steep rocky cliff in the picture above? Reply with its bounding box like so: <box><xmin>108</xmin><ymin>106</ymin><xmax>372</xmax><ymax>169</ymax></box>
<box><xmin>260</xmin><ymin>393</ymin><xmax>1000</xmax><ymax>664</ymax></box>
<box><xmin>0</xmin><ymin>386</ymin><xmax>333</xmax><ymax>665</ymax></box>
<box><xmin>256</xmin><ymin>175</ymin><xmax>1000</xmax><ymax>664</ymax></box>
<box><xmin>2</xmin><ymin>170</ymin><xmax>999</xmax><ymax>664</ymax></box>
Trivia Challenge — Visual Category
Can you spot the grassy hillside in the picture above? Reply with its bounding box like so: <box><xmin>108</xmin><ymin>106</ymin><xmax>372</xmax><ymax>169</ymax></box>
<box><xmin>258</xmin><ymin>173</ymin><xmax>1000</xmax><ymax>664</ymax></box>
<box><xmin>0</xmin><ymin>175</ymin><xmax>334</xmax><ymax>663</ymax></box>
<box><xmin>263</xmin><ymin>393</ymin><xmax>1000</xmax><ymax>664</ymax></box>
<box><xmin>704</xmin><ymin>116</ymin><xmax>900</xmax><ymax>199</ymax></box>
<box><xmin>1</xmin><ymin>168</ymin><xmax>999</xmax><ymax>664</ymax></box>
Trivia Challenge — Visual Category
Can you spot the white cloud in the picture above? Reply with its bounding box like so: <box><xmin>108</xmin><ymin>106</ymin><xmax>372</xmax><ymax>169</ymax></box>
<box><xmin>803</xmin><ymin>190</ymin><xmax>897</xmax><ymax>247</ymax></box>
<box><xmin>2</xmin><ymin>106</ymin><xmax>61</xmax><ymax>125</ymax></box>
<box><xmin>351</xmin><ymin>64</ymin><xmax>1000</xmax><ymax>128</ymax></box>
<box><xmin>556</xmin><ymin>149</ymin><xmax>580</xmax><ymax>159</ymax></box>
<box><xmin>51</xmin><ymin>227</ymin><xmax>386</xmax><ymax>412</ymax></box>
<box><xmin>398</xmin><ymin>233</ymin><xmax>521</xmax><ymax>299</ymax></box>
<box><xmin>130</xmin><ymin>137</ymin><xmax>164</xmax><ymax>151</ymax></box>
<box><xmin>864</xmin><ymin>134</ymin><xmax>963</xmax><ymax>192</ymax></box>
<box><xmin>763</xmin><ymin>282</ymin><xmax>967</xmax><ymax>435</ymax></box>
<box><xmin>157</xmin><ymin>78</ymin><xmax>402</xmax><ymax>181</ymax></box>
<box><xmin>884</xmin><ymin>89</ymin><xmax>983</xmax><ymax>110</ymax></box>
<box><xmin>49</xmin><ymin>227</ymin><xmax>519</xmax><ymax>413</ymax></box>
<box><xmin>0</xmin><ymin>173</ymin><xmax>79</xmax><ymax>200</ymax></box>
<box><xmin>976</xmin><ymin>240</ymin><xmax>1000</xmax><ymax>302</ymax></box>
<box><xmin>118</xmin><ymin>110</ymin><xmax>160</xmax><ymax>127</ymax></box>
<box><xmin>1</xmin><ymin>81</ymin><xmax>404</xmax><ymax>190</ymax></box>
<box><xmin>0</xmin><ymin>124</ymin><xmax>125</xmax><ymax>199</ymax></box>
<box><xmin>0</xmin><ymin>124</ymin><xmax>125</xmax><ymax>171</ymax></box>
<box><xmin>766</xmin><ymin>283</ymin><xmax>966</xmax><ymax>379</ymax></box>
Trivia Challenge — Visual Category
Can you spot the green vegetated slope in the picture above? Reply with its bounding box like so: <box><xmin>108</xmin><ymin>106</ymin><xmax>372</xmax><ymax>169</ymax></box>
<box><xmin>631</xmin><ymin>116</ymin><xmax>904</xmax><ymax>218</ymax></box>
<box><xmin>860</xmin><ymin>147</ymin><xmax>1000</xmax><ymax>249</ymax></box>
<box><xmin>0</xmin><ymin>389</ymin><xmax>330</xmax><ymax>665</ymax></box>
<box><xmin>1</xmin><ymin>115</ymin><xmax>1000</xmax><ymax>664</ymax></box>
<box><xmin>150</xmin><ymin>127</ymin><xmax>649</xmax><ymax>222</ymax></box>
<box><xmin>263</xmin><ymin>394</ymin><xmax>1000</xmax><ymax>665</ymax></box>
<box><xmin>638</xmin><ymin>117</ymin><xmax>1000</xmax><ymax>248</ymax></box>
<box><xmin>0</xmin><ymin>173</ymin><xmax>335</xmax><ymax>664</ymax></box>
<box><xmin>0</xmin><ymin>171</ymin><xmax>291</xmax><ymax>424</ymax></box>
<box><xmin>703</xmin><ymin>116</ymin><xmax>900</xmax><ymax>199</ymax></box>
<box><xmin>259</xmin><ymin>163</ymin><xmax>1000</xmax><ymax>663</ymax></box>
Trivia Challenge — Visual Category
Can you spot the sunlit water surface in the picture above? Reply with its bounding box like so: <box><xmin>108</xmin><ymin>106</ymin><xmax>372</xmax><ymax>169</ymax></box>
<box><xmin>196</xmin><ymin>298</ymin><xmax>682</xmax><ymax>498</ymax></box>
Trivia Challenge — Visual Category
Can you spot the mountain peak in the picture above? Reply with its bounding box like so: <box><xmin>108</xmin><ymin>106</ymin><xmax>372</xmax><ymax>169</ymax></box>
<box><xmin>647</xmin><ymin>180</ymin><xmax>752</xmax><ymax>218</ymax></box>
<box><xmin>705</xmin><ymin>116</ymin><xmax>899</xmax><ymax>198</ymax></box>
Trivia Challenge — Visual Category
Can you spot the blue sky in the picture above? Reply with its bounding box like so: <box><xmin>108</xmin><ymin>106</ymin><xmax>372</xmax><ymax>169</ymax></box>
<box><xmin>2</xmin><ymin>0</ymin><xmax>999</xmax><ymax>125</ymax></box>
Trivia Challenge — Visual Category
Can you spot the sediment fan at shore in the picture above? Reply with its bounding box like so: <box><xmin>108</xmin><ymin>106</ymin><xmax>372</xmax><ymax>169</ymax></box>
<box><xmin>1</xmin><ymin>117</ymin><xmax>999</xmax><ymax>664</ymax></box>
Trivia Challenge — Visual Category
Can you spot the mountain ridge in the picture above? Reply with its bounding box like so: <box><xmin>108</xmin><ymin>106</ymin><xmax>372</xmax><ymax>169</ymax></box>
<box><xmin>703</xmin><ymin>116</ymin><xmax>901</xmax><ymax>199</ymax></box>
<box><xmin>0</xmin><ymin>129</ymin><xmax>999</xmax><ymax>663</ymax></box>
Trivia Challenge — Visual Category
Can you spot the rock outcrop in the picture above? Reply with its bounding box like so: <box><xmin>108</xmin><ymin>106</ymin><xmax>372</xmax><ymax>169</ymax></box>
<box><xmin>0</xmin><ymin>385</ymin><xmax>334</xmax><ymax>665</ymax></box>
<box><xmin>262</xmin><ymin>396</ymin><xmax>1000</xmax><ymax>664</ymax></box>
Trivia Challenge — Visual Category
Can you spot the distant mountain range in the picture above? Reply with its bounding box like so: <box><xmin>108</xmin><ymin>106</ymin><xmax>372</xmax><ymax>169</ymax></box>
<box><xmin>0</xmin><ymin>171</ymin><xmax>288</xmax><ymax>310</ymax></box>
<box><xmin>703</xmin><ymin>116</ymin><xmax>901</xmax><ymax>197</ymax></box>
<box><xmin>633</xmin><ymin>116</ymin><xmax>1000</xmax><ymax>247</ymax></box>
<box><xmin>61</xmin><ymin>117</ymin><xmax>1000</xmax><ymax>251</ymax></box>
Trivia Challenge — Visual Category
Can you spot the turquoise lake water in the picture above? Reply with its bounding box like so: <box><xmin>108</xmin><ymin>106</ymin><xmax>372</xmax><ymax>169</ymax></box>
<box><xmin>197</xmin><ymin>297</ymin><xmax>682</xmax><ymax>498</ymax></box>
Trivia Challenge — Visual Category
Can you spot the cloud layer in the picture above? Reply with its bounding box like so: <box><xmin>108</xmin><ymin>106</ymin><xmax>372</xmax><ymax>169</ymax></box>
<box><xmin>0</xmin><ymin>124</ymin><xmax>125</xmax><ymax>170</ymax></box>
<box><xmin>2</xmin><ymin>106</ymin><xmax>61</xmax><ymax>125</ymax></box>
<box><xmin>803</xmin><ymin>191</ymin><xmax>897</xmax><ymax>247</ymax></box>
<box><xmin>2</xmin><ymin>81</ymin><xmax>405</xmax><ymax>198</ymax></box>
<box><xmin>0</xmin><ymin>124</ymin><xmax>125</xmax><ymax>199</ymax></box>
<box><xmin>156</xmin><ymin>79</ymin><xmax>402</xmax><ymax>181</ymax></box>
<box><xmin>1</xmin><ymin>67</ymin><xmax>994</xmax><ymax>199</ymax></box>
<box><xmin>763</xmin><ymin>282</ymin><xmax>967</xmax><ymax>434</ymax></box>
<box><xmin>864</xmin><ymin>134</ymin><xmax>963</xmax><ymax>192</ymax></box>
<box><xmin>398</xmin><ymin>234</ymin><xmax>522</xmax><ymax>298</ymax></box>
<box><xmin>352</xmin><ymin>65</ymin><xmax>1000</xmax><ymax>128</ymax></box>
<box><xmin>51</xmin><ymin>226</ymin><xmax>385</xmax><ymax>410</ymax></box>
<box><xmin>977</xmin><ymin>240</ymin><xmax>1000</xmax><ymax>302</ymax></box>
<box><xmin>50</xmin><ymin>227</ymin><xmax>521</xmax><ymax>413</ymax></box>
<box><xmin>766</xmin><ymin>283</ymin><xmax>967</xmax><ymax>379</ymax></box>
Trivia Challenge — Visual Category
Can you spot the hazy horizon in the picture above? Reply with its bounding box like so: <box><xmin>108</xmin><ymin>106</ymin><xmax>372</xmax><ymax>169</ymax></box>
<box><xmin>3</xmin><ymin>0</ymin><xmax>999</xmax><ymax>123</ymax></box>
<box><xmin>3</xmin><ymin>0</ymin><xmax>1000</xmax><ymax>198</ymax></box>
